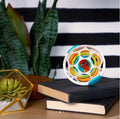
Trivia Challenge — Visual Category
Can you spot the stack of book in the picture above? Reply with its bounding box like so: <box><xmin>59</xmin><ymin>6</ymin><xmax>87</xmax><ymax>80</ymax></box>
<box><xmin>38</xmin><ymin>77</ymin><xmax>119</xmax><ymax>115</ymax></box>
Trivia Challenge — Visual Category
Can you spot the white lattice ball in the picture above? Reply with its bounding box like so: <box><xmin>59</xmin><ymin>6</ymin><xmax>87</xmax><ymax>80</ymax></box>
<box><xmin>63</xmin><ymin>45</ymin><xmax>106</xmax><ymax>85</ymax></box>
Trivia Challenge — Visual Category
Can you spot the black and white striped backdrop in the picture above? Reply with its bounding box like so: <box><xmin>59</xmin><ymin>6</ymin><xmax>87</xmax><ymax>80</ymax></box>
<box><xmin>1</xmin><ymin>0</ymin><xmax>120</xmax><ymax>79</ymax></box>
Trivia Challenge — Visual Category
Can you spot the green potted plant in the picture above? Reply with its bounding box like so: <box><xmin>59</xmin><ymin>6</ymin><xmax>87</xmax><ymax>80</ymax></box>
<box><xmin>0</xmin><ymin>0</ymin><xmax>58</xmax><ymax>100</ymax></box>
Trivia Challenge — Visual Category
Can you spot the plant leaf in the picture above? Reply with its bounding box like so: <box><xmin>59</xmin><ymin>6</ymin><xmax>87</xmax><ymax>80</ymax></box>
<box><xmin>52</xmin><ymin>64</ymin><xmax>59</xmax><ymax>81</ymax></box>
<box><xmin>6</xmin><ymin>3</ymin><xmax>30</xmax><ymax>59</ymax></box>
<box><xmin>42</xmin><ymin>0</ymin><xmax>47</xmax><ymax>16</ymax></box>
<box><xmin>1</xmin><ymin>0</ymin><xmax>5</xmax><ymax>11</ymax></box>
<box><xmin>43</xmin><ymin>0</ymin><xmax>58</xmax><ymax>52</ymax></box>
<box><xmin>0</xmin><ymin>1</ymin><xmax>30</xmax><ymax>74</ymax></box>
<box><xmin>34</xmin><ymin>0</ymin><xmax>58</xmax><ymax>76</ymax></box>
<box><xmin>30</xmin><ymin>0</ymin><xmax>45</xmax><ymax>67</ymax></box>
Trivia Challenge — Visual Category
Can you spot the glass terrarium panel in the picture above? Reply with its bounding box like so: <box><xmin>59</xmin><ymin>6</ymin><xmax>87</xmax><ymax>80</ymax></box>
<box><xmin>6</xmin><ymin>71</ymin><xmax>18</xmax><ymax>80</ymax></box>
<box><xmin>3</xmin><ymin>101</ymin><xmax>22</xmax><ymax>113</ymax></box>
<box><xmin>0</xmin><ymin>98</ymin><xmax>16</xmax><ymax>113</ymax></box>
<box><xmin>17</xmin><ymin>72</ymin><xmax>32</xmax><ymax>89</ymax></box>
<box><xmin>20</xmin><ymin>89</ymin><xmax>32</xmax><ymax>107</ymax></box>
<box><xmin>0</xmin><ymin>70</ymin><xmax>14</xmax><ymax>80</ymax></box>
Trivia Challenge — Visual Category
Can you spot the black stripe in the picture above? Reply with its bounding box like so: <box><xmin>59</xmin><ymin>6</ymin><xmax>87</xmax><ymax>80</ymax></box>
<box><xmin>53</xmin><ymin>78</ymin><xmax>120</xmax><ymax>80</ymax></box>
<box><xmin>14</xmin><ymin>8</ymin><xmax>119</xmax><ymax>22</ymax></box>
<box><xmin>50</xmin><ymin>56</ymin><xmax>119</xmax><ymax>69</ymax></box>
<box><xmin>0</xmin><ymin>56</ymin><xmax>119</xmax><ymax>69</ymax></box>
<box><xmin>57</xmin><ymin>9</ymin><xmax>119</xmax><ymax>22</ymax></box>
<box><xmin>55</xmin><ymin>33</ymin><xmax>119</xmax><ymax>46</ymax></box>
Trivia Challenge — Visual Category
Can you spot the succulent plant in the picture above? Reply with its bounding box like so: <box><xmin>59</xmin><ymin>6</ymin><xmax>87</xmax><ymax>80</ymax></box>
<box><xmin>0</xmin><ymin>78</ymin><xmax>27</xmax><ymax>101</ymax></box>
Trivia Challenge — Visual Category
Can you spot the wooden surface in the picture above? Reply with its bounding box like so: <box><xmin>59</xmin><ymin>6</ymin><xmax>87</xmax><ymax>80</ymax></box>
<box><xmin>0</xmin><ymin>99</ymin><xmax>119</xmax><ymax>119</ymax></box>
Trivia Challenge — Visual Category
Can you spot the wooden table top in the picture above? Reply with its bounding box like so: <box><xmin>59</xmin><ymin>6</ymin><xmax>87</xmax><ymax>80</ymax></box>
<box><xmin>0</xmin><ymin>99</ymin><xmax>119</xmax><ymax>119</ymax></box>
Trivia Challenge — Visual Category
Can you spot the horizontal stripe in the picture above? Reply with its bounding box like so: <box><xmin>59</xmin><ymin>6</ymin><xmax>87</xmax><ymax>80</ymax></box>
<box><xmin>58</xmin><ymin>22</ymin><xmax>119</xmax><ymax>33</ymax></box>
<box><xmin>0</xmin><ymin>56</ymin><xmax>119</xmax><ymax>69</ymax></box>
<box><xmin>3</xmin><ymin>0</ymin><xmax>119</xmax><ymax>8</ymax></box>
<box><xmin>49</xmin><ymin>68</ymin><xmax>120</xmax><ymax>79</ymax></box>
<box><xmin>52</xmin><ymin>78</ymin><xmax>119</xmax><ymax>81</ymax></box>
<box><xmin>26</xmin><ymin>22</ymin><xmax>120</xmax><ymax>33</ymax></box>
<box><xmin>0</xmin><ymin>60</ymin><xmax>119</xmax><ymax>79</ymax></box>
<box><xmin>55</xmin><ymin>33</ymin><xmax>119</xmax><ymax>45</ymax></box>
<box><xmin>15</xmin><ymin>8</ymin><xmax>119</xmax><ymax>22</ymax></box>
<box><xmin>50</xmin><ymin>56</ymin><xmax>119</xmax><ymax>69</ymax></box>
<box><xmin>50</xmin><ymin>45</ymin><xmax>120</xmax><ymax>56</ymax></box>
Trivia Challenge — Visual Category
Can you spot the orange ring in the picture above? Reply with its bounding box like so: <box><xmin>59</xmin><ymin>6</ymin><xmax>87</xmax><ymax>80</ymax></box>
<box><xmin>77</xmin><ymin>77</ymin><xmax>90</xmax><ymax>82</ymax></box>
<box><xmin>81</xmin><ymin>50</ymin><xmax>89</xmax><ymax>53</ymax></box>
<box><xmin>70</xmin><ymin>68</ymin><xmax>74</xmax><ymax>76</ymax></box>
<box><xmin>91</xmin><ymin>68</ymin><xmax>99</xmax><ymax>77</ymax></box>
<box><xmin>69</xmin><ymin>53</ymin><xmax>78</xmax><ymax>64</ymax></box>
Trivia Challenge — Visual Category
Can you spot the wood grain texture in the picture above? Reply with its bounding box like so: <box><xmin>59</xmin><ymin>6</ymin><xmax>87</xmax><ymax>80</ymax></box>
<box><xmin>0</xmin><ymin>99</ymin><xmax>119</xmax><ymax>119</ymax></box>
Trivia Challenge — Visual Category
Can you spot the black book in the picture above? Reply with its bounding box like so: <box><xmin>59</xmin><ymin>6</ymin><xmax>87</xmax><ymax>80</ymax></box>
<box><xmin>46</xmin><ymin>97</ymin><xmax>118</xmax><ymax>115</ymax></box>
<box><xmin>38</xmin><ymin>77</ymin><xmax>119</xmax><ymax>103</ymax></box>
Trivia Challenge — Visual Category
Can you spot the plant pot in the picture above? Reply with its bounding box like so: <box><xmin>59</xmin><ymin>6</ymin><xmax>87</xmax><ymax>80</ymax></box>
<box><xmin>0</xmin><ymin>69</ymin><xmax>33</xmax><ymax>114</ymax></box>
<box><xmin>25</xmin><ymin>75</ymin><xmax>51</xmax><ymax>101</ymax></box>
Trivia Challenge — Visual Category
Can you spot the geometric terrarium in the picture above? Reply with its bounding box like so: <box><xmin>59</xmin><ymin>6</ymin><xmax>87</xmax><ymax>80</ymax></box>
<box><xmin>0</xmin><ymin>69</ymin><xmax>33</xmax><ymax>114</ymax></box>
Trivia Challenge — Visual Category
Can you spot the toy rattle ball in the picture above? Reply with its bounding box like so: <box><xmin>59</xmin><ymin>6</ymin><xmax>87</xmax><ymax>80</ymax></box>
<box><xmin>63</xmin><ymin>45</ymin><xmax>106</xmax><ymax>86</ymax></box>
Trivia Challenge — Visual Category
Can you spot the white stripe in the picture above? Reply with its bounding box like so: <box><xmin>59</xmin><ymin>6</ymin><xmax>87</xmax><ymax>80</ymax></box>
<box><xmin>26</xmin><ymin>22</ymin><xmax>33</xmax><ymax>33</ymax></box>
<box><xmin>3</xmin><ymin>0</ymin><xmax>119</xmax><ymax>8</ymax></box>
<box><xmin>50</xmin><ymin>45</ymin><xmax>120</xmax><ymax>56</ymax></box>
<box><xmin>26</xmin><ymin>22</ymin><xmax>119</xmax><ymax>33</ymax></box>
<box><xmin>49</xmin><ymin>68</ymin><xmax>120</xmax><ymax>79</ymax></box>
<box><xmin>47</xmin><ymin>0</ymin><xmax>119</xmax><ymax>9</ymax></box>
<box><xmin>58</xmin><ymin>22</ymin><xmax>119</xmax><ymax>33</ymax></box>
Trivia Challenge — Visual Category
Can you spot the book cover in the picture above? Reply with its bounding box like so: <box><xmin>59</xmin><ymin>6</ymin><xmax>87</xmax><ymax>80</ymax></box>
<box><xmin>46</xmin><ymin>97</ymin><xmax>118</xmax><ymax>115</ymax></box>
<box><xmin>38</xmin><ymin>77</ymin><xmax>119</xmax><ymax>103</ymax></box>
